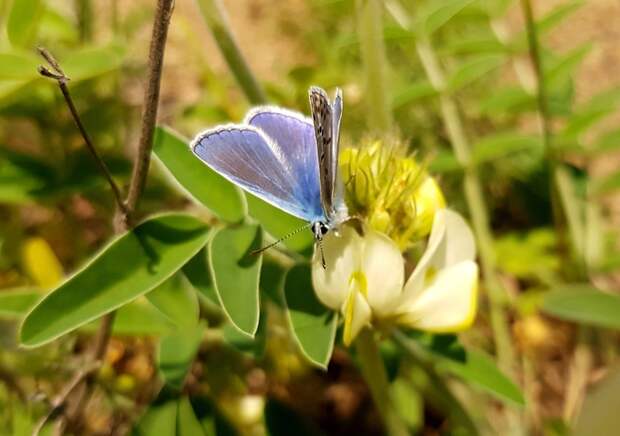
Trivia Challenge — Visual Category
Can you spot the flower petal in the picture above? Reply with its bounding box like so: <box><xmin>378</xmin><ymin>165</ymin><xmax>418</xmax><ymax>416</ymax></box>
<box><xmin>312</xmin><ymin>225</ymin><xmax>362</xmax><ymax>310</ymax></box>
<box><xmin>442</xmin><ymin>209</ymin><xmax>476</xmax><ymax>265</ymax></box>
<box><xmin>397</xmin><ymin>260</ymin><xmax>478</xmax><ymax>332</ymax></box>
<box><xmin>342</xmin><ymin>286</ymin><xmax>371</xmax><ymax>346</ymax></box>
<box><xmin>361</xmin><ymin>230</ymin><xmax>405</xmax><ymax>316</ymax></box>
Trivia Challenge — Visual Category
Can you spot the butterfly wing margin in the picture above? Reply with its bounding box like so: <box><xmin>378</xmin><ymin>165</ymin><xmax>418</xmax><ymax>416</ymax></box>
<box><xmin>331</xmin><ymin>89</ymin><xmax>346</xmax><ymax>213</ymax></box>
<box><xmin>191</xmin><ymin>126</ymin><xmax>316</xmax><ymax>221</ymax></box>
<box><xmin>309</xmin><ymin>86</ymin><xmax>335</xmax><ymax>217</ymax></box>
<box><xmin>244</xmin><ymin>107</ymin><xmax>323</xmax><ymax>221</ymax></box>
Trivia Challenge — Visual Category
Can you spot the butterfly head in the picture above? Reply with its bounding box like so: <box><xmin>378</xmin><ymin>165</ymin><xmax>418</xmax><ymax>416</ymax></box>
<box><xmin>311</xmin><ymin>221</ymin><xmax>330</xmax><ymax>241</ymax></box>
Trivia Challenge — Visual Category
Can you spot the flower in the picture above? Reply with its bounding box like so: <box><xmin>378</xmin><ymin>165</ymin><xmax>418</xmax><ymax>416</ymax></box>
<box><xmin>312</xmin><ymin>209</ymin><xmax>478</xmax><ymax>345</ymax></box>
<box><xmin>340</xmin><ymin>142</ymin><xmax>445</xmax><ymax>250</ymax></box>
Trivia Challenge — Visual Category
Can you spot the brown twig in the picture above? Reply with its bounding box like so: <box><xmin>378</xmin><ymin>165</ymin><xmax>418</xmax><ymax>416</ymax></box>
<box><xmin>37</xmin><ymin>48</ymin><xmax>128</xmax><ymax>221</ymax></box>
<box><xmin>125</xmin><ymin>0</ymin><xmax>175</xmax><ymax>215</ymax></box>
<box><xmin>32</xmin><ymin>0</ymin><xmax>175</xmax><ymax>433</ymax></box>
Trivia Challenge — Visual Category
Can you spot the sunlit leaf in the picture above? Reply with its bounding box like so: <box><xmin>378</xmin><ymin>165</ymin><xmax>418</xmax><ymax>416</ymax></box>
<box><xmin>545</xmin><ymin>44</ymin><xmax>592</xmax><ymax>88</ymax></box>
<box><xmin>246</xmin><ymin>195</ymin><xmax>313</xmax><ymax>253</ymax></box>
<box><xmin>0</xmin><ymin>52</ymin><xmax>40</xmax><ymax>79</ymax></box>
<box><xmin>154</xmin><ymin>126</ymin><xmax>247</xmax><ymax>223</ymax></box>
<box><xmin>593</xmin><ymin>128</ymin><xmax>620</xmax><ymax>154</ymax></box>
<box><xmin>542</xmin><ymin>285</ymin><xmax>620</xmax><ymax>329</ymax></box>
<box><xmin>0</xmin><ymin>288</ymin><xmax>40</xmax><ymax>319</ymax></box>
<box><xmin>7</xmin><ymin>0</ymin><xmax>44</xmax><ymax>47</ymax></box>
<box><xmin>592</xmin><ymin>171</ymin><xmax>620</xmax><ymax>196</ymax></box>
<box><xmin>478</xmin><ymin>86</ymin><xmax>534</xmax><ymax>115</ymax></box>
<box><xmin>284</xmin><ymin>264</ymin><xmax>338</xmax><ymax>369</ymax></box>
<box><xmin>447</xmin><ymin>55</ymin><xmax>504</xmax><ymax>92</ymax></box>
<box><xmin>134</xmin><ymin>399</ymin><xmax>177</xmax><ymax>436</ymax></box>
<box><xmin>146</xmin><ymin>274</ymin><xmax>199</xmax><ymax>328</ymax></box>
<box><xmin>208</xmin><ymin>224</ymin><xmax>262</xmax><ymax>337</ymax></box>
<box><xmin>472</xmin><ymin>133</ymin><xmax>542</xmax><ymax>165</ymax></box>
<box><xmin>419</xmin><ymin>0</ymin><xmax>476</xmax><ymax>35</ymax></box>
<box><xmin>158</xmin><ymin>322</ymin><xmax>205</xmax><ymax>389</ymax></box>
<box><xmin>62</xmin><ymin>43</ymin><xmax>126</xmax><ymax>82</ymax></box>
<box><xmin>441</xmin><ymin>35</ymin><xmax>507</xmax><ymax>56</ymax></box>
<box><xmin>177</xmin><ymin>396</ymin><xmax>206</xmax><ymax>436</ymax></box>
<box><xmin>20</xmin><ymin>213</ymin><xmax>210</xmax><ymax>347</ymax></box>
<box><xmin>437</xmin><ymin>350</ymin><xmax>525</xmax><ymax>406</ymax></box>
<box><xmin>537</xmin><ymin>1</ymin><xmax>584</xmax><ymax>34</ymax></box>
<box><xmin>392</xmin><ymin>80</ymin><xmax>437</xmax><ymax>110</ymax></box>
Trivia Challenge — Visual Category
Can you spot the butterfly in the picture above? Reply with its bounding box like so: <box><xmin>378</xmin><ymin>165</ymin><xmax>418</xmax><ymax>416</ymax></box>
<box><xmin>190</xmin><ymin>86</ymin><xmax>348</xmax><ymax>266</ymax></box>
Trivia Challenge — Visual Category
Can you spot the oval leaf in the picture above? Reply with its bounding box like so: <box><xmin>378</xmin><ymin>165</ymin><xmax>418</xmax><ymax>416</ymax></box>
<box><xmin>7</xmin><ymin>0</ymin><xmax>44</xmax><ymax>47</ymax></box>
<box><xmin>284</xmin><ymin>264</ymin><xmax>338</xmax><ymax>369</ymax></box>
<box><xmin>158</xmin><ymin>321</ymin><xmax>205</xmax><ymax>389</ymax></box>
<box><xmin>20</xmin><ymin>213</ymin><xmax>210</xmax><ymax>347</ymax></box>
<box><xmin>146</xmin><ymin>273</ymin><xmax>199</xmax><ymax>328</ymax></box>
<box><xmin>246</xmin><ymin>195</ymin><xmax>313</xmax><ymax>253</ymax></box>
<box><xmin>178</xmin><ymin>396</ymin><xmax>206</xmax><ymax>436</ymax></box>
<box><xmin>208</xmin><ymin>224</ymin><xmax>262</xmax><ymax>336</ymax></box>
<box><xmin>542</xmin><ymin>285</ymin><xmax>620</xmax><ymax>329</ymax></box>
<box><xmin>154</xmin><ymin>126</ymin><xmax>246</xmax><ymax>223</ymax></box>
<box><xmin>0</xmin><ymin>288</ymin><xmax>40</xmax><ymax>319</ymax></box>
<box><xmin>437</xmin><ymin>349</ymin><xmax>525</xmax><ymax>406</ymax></box>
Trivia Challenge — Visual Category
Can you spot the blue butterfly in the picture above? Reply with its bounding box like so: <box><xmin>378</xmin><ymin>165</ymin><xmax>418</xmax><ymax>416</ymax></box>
<box><xmin>190</xmin><ymin>86</ymin><xmax>348</xmax><ymax>264</ymax></box>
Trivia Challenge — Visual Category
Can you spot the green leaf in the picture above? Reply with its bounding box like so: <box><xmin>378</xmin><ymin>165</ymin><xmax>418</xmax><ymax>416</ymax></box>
<box><xmin>428</xmin><ymin>149</ymin><xmax>461</xmax><ymax>174</ymax></box>
<box><xmin>284</xmin><ymin>264</ymin><xmax>337</xmax><ymax>369</ymax></box>
<box><xmin>246</xmin><ymin>195</ymin><xmax>313</xmax><ymax>252</ymax></box>
<box><xmin>441</xmin><ymin>35</ymin><xmax>507</xmax><ymax>56</ymax></box>
<box><xmin>134</xmin><ymin>400</ymin><xmax>177</xmax><ymax>436</ymax></box>
<box><xmin>537</xmin><ymin>1</ymin><xmax>584</xmax><ymax>34</ymax></box>
<box><xmin>177</xmin><ymin>397</ymin><xmax>206</xmax><ymax>436</ymax></box>
<box><xmin>437</xmin><ymin>350</ymin><xmax>525</xmax><ymax>406</ymax></box>
<box><xmin>0</xmin><ymin>52</ymin><xmax>40</xmax><ymax>79</ymax></box>
<box><xmin>158</xmin><ymin>321</ymin><xmax>205</xmax><ymax>389</ymax></box>
<box><xmin>392</xmin><ymin>80</ymin><xmax>437</xmax><ymax>110</ymax></box>
<box><xmin>390</xmin><ymin>378</ymin><xmax>422</xmax><ymax>430</ymax></box>
<box><xmin>0</xmin><ymin>288</ymin><xmax>40</xmax><ymax>318</ymax></box>
<box><xmin>472</xmin><ymin>133</ymin><xmax>542</xmax><ymax>165</ymax></box>
<box><xmin>182</xmin><ymin>247</ymin><xmax>219</xmax><ymax>304</ymax></box>
<box><xmin>0</xmin><ymin>148</ymin><xmax>53</xmax><ymax>204</ymax></box>
<box><xmin>208</xmin><ymin>224</ymin><xmax>262</xmax><ymax>336</ymax></box>
<box><xmin>419</xmin><ymin>0</ymin><xmax>476</xmax><ymax>35</ymax></box>
<box><xmin>20</xmin><ymin>213</ymin><xmax>210</xmax><ymax>347</ymax></box>
<box><xmin>153</xmin><ymin>126</ymin><xmax>246</xmax><ymax>223</ymax></box>
<box><xmin>62</xmin><ymin>43</ymin><xmax>126</xmax><ymax>82</ymax></box>
<box><xmin>7</xmin><ymin>0</ymin><xmax>44</xmax><ymax>47</ymax></box>
<box><xmin>593</xmin><ymin>128</ymin><xmax>620</xmax><ymax>154</ymax></box>
<box><xmin>542</xmin><ymin>285</ymin><xmax>620</xmax><ymax>329</ymax></box>
<box><xmin>447</xmin><ymin>54</ymin><xmax>504</xmax><ymax>92</ymax></box>
<box><xmin>146</xmin><ymin>274</ymin><xmax>199</xmax><ymax>328</ymax></box>
<box><xmin>545</xmin><ymin>44</ymin><xmax>591</xmax><ymax>88</ymax></box>
<box><xmin>109</xmin><ymin>300</ymin><xmax>175</xmax><ymax>336</ymax></box>
<box><xmin>478</xmin><ymin>86</ymin><xmax>534</xmax><ymax>115</ymax></box>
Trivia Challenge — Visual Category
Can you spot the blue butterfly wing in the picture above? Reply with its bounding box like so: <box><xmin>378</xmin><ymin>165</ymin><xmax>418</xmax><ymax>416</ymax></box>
<box><xmin>191</xmin><ymin>126</ymin><xmax>323</xmax><ymax>222</ymax></box>
<box><xmin>245</xmin><ymin>108</ymin><xmax>323</xmax><ymax>220</ymax></box>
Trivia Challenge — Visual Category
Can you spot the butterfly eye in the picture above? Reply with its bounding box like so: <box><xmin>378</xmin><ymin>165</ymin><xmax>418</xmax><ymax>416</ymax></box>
<box><xmin>320</xmin><ymin>223</ymin><xmax>329</xmax><ymax>235</ymax></box>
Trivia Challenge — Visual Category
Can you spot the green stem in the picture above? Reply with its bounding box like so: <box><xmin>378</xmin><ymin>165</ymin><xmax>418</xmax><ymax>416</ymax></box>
<box><xmin>392</xmin><ymin>330</ymin><xmax>481</xmax><ymax>435</ymax></box>
<box><xmin>417</xmin><ymin>34</ymin><xmax>515</xmax><ymax>375</ymax></box>
<box><xmin>196</xmin><ymin>0</ymin><xmax>267</xmax><ymax>105</ymax></box>
<box><xmin>356</xmin><ymin>329</ymin><xmax>409</xmax><ymax>436</ymax></box>
<box><xmin>355</xmin><ymin>0</ymin><xmax>393</xmax><ymax>132</ymax></box>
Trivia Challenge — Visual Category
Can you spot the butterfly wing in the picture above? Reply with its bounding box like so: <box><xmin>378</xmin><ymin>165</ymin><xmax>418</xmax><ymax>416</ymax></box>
<box><xmin>191</xmin><ymin>126</ymin><xmax>322</xmax><ymax>221</ymax></box>
<box><xmin>309</xmin><ymin>87</ymin><xmax>336</xmax><ymax>217</ymax></box>
<box><xmin>244</xmin><ymin>107</ymin><xmax>323</xmax><ymax>220</ymax></box>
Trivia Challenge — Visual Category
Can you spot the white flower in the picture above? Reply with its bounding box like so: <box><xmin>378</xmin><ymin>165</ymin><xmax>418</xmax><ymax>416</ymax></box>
<box><xmin>312</xmin><ymin>209</ymin><xmax>479</xmax><ymax>345</ymax></box>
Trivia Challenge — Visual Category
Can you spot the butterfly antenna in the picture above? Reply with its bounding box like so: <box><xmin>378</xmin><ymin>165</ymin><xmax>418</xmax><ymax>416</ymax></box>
<box><xmin>251</xmin><ymin>223</ymin><xmax>312</xmax><ymax>256</ymax></box>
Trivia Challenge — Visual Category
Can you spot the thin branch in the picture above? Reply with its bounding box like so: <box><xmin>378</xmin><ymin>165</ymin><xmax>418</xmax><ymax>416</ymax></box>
<box><xmin>125</xmin><ymin>0</ymin><xmax>176</xmax><ymax>215</ymax></box>
<box><xmin>37</xmin><ymin>48</ymin><xmax>128</xmax><ymax>220</ymax></box>
<box><xmin>32</xmin><ymin>0</ymin><xmax>175</xmax><ymax>433</ymax></box>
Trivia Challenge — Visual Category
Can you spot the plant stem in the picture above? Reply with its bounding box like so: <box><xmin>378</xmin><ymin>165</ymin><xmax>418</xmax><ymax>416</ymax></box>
<box><xmin>37</xmin><ymin>48</ymin><xmax>127</xmax><ymax>220</ymax></box>
<box><xmin>355</xmin><ymin>0</ymin><xmax>393</xmax><ymax>132</ymax></box>
<box><xmin>392</xmin><ymin>330</ymin><xmax>481</xmax><ymax>435</ymax></box>
<box><xmin>33</xmin><ymin>1</ymin><xmax>175</xmax><ymax>433</ymax></box>
<box><xmin>356</xmin><ymin>329</ymin><xmax>409</xmax><ymax>436</ymax></box>
<box><xmin>196</xmin><ymin>0</ymin><xmax>267</xmax><ymax>105</ymax></box>
<box><xmin>126</xmin><ymin>0</ymin><xmax>175</xmax><ymax>216</ymax></box>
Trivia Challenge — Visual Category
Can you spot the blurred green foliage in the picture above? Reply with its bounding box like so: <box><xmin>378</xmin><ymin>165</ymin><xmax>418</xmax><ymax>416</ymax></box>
<box><xmin>1</xmin><ymin>0</ymin><xmax>620</xmax><ymax>434</ymax></box>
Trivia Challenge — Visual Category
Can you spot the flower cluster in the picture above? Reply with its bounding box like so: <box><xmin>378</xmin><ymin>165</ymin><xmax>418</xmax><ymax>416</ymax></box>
<box><xmin>312</xmin><ymin>143</ymin><xmax>479</xmax><ymax>345</ymax></box>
